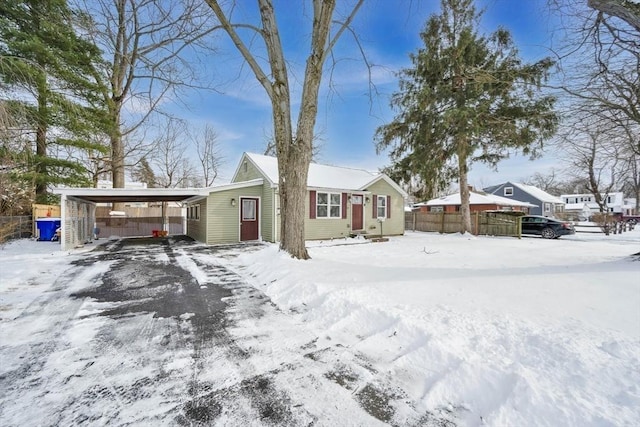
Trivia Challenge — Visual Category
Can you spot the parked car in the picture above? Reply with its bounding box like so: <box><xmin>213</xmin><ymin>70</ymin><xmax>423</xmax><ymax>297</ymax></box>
<box><xmin>520</xmin><ymin>215</ymin><xmax>575</xmax><ymax>239</ymax></box>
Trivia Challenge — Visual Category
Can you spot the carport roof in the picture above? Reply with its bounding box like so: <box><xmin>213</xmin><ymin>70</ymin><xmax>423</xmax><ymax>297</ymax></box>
<box><xmin>53</xmin><ymin>179</ymin><xmax>265</xmax><ymax>203</ymax></box>
<box><xmin>52</xmin><ymin>187</ymin><xmax>206</xmax><ymax>203</ymax></box>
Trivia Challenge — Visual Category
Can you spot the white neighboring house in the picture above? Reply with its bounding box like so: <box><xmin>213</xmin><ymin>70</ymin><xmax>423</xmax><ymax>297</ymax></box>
<box><xmin>560</xmin><ymin>192</ymin><xmax>627</xmax><ymax>219</ymax></box>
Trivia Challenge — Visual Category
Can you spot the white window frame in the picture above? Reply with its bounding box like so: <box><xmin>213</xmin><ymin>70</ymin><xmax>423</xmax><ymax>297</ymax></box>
<box><xmin>316</xmin><ymin>192</ymin><xmax>342</xmax><ymax>218</ymax></box>
<box><xmin>377</xmin><ymin>195</ymin><xmax>387</xmax><ymax>218</ymax></box>
<box><xmin>188</xmin><ymin>204</ymin><xmax>200</xmax><ymax>221</ymax></box>
<box><xmin>430</xmin><ymin>206</ymin><xmax>443</xmax><ymax>213</ymax></box>
<box><xmin>504</xmin><ymin>187</ymin><xmax>514</xmax><ymax>196</ymax></box>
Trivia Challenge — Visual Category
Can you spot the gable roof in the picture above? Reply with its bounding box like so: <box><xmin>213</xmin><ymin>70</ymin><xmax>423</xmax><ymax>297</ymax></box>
<box><xmin>417</xmin><ymin>191</ymin><xmax>537</xmax><ymax>207</ymax></box>
<box><xmin>510</xmin><ymin>182</ymin><xmax>563</xmax><ymax>204</ymax></box>
<box><xmin>234</xmin><ymin>152</ymin><xmax>407</xmax><ymax>197</ymax></box>
<box><xmin>485</xmin><ymin>182</ymin><xmax>563</xmax><ymax>204</ymax></box>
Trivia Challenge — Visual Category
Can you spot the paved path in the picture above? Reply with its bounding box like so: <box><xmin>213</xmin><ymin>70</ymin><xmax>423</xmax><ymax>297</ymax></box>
<box><xmin>0</xmin><ymin>237</ymin><xmax>450</xmax><ymax>426</ymax></box>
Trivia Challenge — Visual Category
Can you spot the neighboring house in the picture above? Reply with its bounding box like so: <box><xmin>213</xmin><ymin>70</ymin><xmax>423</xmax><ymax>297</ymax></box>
<box><xmin>560</xmin><ymin>192</ymin><xmax>627</xmax><ymax>219</ymax></box>
<box><xmin>484</xmin><ymin>182</ymin><xmax>564</xmax><ymax>217</ymax></box>
<box><xmin>185</xmin><ymin>153</ymin><xmax>407</xmax><ymax>245</ymax></box>
<box><xmin>414</xmin><ymin>191</ymin><xmax>536</xmax><ymax>213</ymax></box>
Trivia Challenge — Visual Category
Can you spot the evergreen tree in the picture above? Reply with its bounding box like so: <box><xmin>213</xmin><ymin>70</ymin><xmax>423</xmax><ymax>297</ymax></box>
<box><xmin>376</xmin><ymin>0</ymin><xmax>557</xmax><ymax>233</ymax></box>
<box><xmin>0</xmin><ymin>0</ymin><xmax>108</xmax><ymax>203</ymax></box>
<box><xmin>131</xmin><ymin>157</ymin><xmax>157</xmax><ymax>188</ymax></box>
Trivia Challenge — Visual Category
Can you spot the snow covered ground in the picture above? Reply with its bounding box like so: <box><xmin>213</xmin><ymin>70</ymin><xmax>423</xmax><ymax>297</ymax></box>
<box><xmin>1</xmin><ymin>230</ymin><xmax>639</xmax><ymax>426</ymax></box>
<box><xmin>230</xmin><ymin>231</ymin><xmax>640</xmax><ymax>426</ymax></box>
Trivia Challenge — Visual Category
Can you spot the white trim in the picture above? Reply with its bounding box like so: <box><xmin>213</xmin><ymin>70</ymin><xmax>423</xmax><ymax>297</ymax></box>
<box><xmin>53</xmin><ymin>187</ymin><xmax>204</xmax><ymax>198</ymax></box>
<box><xmin>273</xmin><ymin>188</ymin><xmax>278</xmax><ymax>242</ymax></box>
<box><xmin>60</xmin><ymin>194</ymin><xmax>67</xmax><ymax>251</ymax></box>
<box><xmin>376</xmin><ymin>194</ymin><xmax>388</xmax><ymax>218</ymax></box>
<box><xmin>316</xmin><ymin>191</ymin><xmax>342</xmax><ymax>219</ymax></box>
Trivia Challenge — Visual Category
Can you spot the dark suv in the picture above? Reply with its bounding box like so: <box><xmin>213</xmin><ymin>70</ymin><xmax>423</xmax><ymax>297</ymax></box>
<box><xmin>521</xmin><ymin>215</ymin><xmax>575</xmax><ymax>239</ymax></box>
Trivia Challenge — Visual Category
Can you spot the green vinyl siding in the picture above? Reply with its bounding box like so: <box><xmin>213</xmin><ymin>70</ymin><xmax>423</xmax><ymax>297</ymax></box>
<box><xmin>304</xmin><ymin>190</ymin><xmax>352</xmax><ymax>240</ymax></box>
<box><xmin>205</xmin><ymin>186</ymin><xmax>263</xmax><ymax>244</ymax></box>
<box><xmin>260</xmin><ymin>185</ymin><xmax>276</xmax><ymax>242</ymax></box>
<box><xmin>233</xmin><ymin>157</ymin><xmax>265</xmax><ymax>183</ymax></box>
<box><xmin>364</xmin><ymin>180</ymin><xmax>405</xmax><ymax>236</ymax></box>
<box><xmin>186</xmin><ymin>198</ymin><xmax>207</xmax><ymax>243</ymax></box>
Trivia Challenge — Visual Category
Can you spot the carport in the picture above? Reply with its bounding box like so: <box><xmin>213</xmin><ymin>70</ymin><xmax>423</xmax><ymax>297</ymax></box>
<box><xmin>52</xmin><ymin>188</ymin><xmax>204</xmax><ymax>251</ymax></box>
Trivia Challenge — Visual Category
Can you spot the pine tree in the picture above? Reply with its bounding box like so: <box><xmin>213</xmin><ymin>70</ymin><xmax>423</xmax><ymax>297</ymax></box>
<box><xmin>376</xmin><ymin>0</ymin><xmax>558</xmax><ymax>233</ymax></box>
<box><xmin>131</xmin><ymin>157</ymin><xmax>157</xmax><ymax>188</ymax></box>
<box><xmin>0</xmin><ymin>0</ymin><xmax>108</xmax><ymax>203</ymax></box>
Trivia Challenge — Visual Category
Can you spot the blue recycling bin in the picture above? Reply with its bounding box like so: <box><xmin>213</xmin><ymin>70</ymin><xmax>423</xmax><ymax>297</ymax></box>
<box><xmin>36</xmin><ymin>218</ymin><xmax>61</xmax><ymax>241</ymax></box>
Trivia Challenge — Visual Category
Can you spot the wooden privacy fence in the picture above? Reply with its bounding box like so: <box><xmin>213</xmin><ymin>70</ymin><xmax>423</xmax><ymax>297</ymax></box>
<box><xmin>405</xmin><ymin>211</ymin><xmax>521</xmax><ymax>237</ymax></box>
<box><xmin>95</xmin><ymin>205</ymin><xmax>183</xmax><ymax>217</ymax></box>
<box><xmin>0</xmin><ymin>215</ymin><xmax>32</xmax><ymax>243</ymax></box>
<box><xmin>95</xmin><ymin>216</ymin><xmax>183</xmax><ymax>239</ymax></box>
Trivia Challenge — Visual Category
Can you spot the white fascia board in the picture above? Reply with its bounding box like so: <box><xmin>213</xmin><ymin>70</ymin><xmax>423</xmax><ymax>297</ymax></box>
<box><xmin>52</xmin><ymin>187</ymin><xmax>206</xmax><ymax>198</ymax></box>
<box><xmin>203</xmin><ymin>178</ymin><xmax>264</xmax><ymax>194</ymax></box>
<box><xmin>308</xmin><ymin>186</ymin><xmax>365</xmax><ymax>193</ymax></box>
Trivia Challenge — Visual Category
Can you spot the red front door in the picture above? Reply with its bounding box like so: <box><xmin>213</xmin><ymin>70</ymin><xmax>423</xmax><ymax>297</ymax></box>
<box><xmin>240</xmin><ymin>197</ymin><xmax>259</xmax><ymax>241</ymax></box>
<box><xmin>351</xmin><ymin>194</ymin><xmax>364</xmax><ymax>231</ymax></box>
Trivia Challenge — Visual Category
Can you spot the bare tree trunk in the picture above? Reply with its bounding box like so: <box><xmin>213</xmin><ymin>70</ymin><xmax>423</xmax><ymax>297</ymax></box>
<box><xmin>275</xmin><ymin>0</ymin><xmax>335</xmax><ymax>259</ymax></box>
<box><xmin>205</xmin><ymin>0</ymin><xmax>362</xmax><ymax>259</ymax></box>
<box><xmin>110</xmin><ymin>102</ymin><xmax>125</xmax><ymax>211</ymax></box>
<box><xmin>457</xmin><ymin>137</ymin><xmax>472</xmax><ymax>234</ymax></box>
<box><xmin>35</xmin><ymin>77</ymin><xmax>48</xmax><ymax>204</ymax></box>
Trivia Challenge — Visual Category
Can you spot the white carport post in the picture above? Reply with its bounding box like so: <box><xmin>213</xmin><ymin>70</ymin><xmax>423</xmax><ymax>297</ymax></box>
<box><xmin>60</xmin><ymin>194</ymin><xmax>68</xmax><ymax>251</ymax></box>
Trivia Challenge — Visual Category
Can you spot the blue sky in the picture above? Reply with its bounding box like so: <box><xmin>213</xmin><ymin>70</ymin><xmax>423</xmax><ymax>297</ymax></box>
<box><xmin>168</xmin><ymin>0</ymin><xmax>560</xmax><ymax>190</ymax></box>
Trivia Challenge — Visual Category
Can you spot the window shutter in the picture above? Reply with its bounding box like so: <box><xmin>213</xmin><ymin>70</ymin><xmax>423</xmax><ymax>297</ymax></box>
<box><xmin>342</xmin><ymin>193</ymin><xmax>347</xmax><ymax>219</ymax></box>
<box><xmin>387</xmin><ymin>195</ymin><xmax>391</xmax><ymax>218</ymax></box>
<box><xmin>372</xmin><ymin>194</ymin><xmax>377</xmax><ymax>218</ymax></box>
<box><xmin>309</xmin><ymin>190</ymin><xmax>316</xmax><ymax>219</ymax></box>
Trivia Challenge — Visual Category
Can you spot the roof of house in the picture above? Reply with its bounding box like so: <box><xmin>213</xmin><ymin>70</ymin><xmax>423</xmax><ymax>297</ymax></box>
<box><xmin>510</xmin><ymin>183</ymin><xmax>563</xmax><ymax>204</ymax></box>
<box><xmin>238</xmin><ymin>152</ymin><xmax>408</xmax><ymax>196</ymax></box>
<box><xmin>416</xmin><ymin>191</ymin><xmax>537</xmax><ymax>207</ymax></box>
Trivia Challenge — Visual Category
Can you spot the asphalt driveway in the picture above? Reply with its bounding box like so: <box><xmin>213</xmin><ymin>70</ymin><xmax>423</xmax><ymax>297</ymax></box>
<box><xmin>1</xmin><ymin>237</ymin><xmax>437</xmax><ymax>426</ymax></box>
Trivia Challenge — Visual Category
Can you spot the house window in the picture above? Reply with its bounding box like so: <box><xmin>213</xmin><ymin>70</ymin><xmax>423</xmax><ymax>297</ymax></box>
<box><xmin>242</xmin><ymin>199</ymin><xmax>256</xmax><ymax>220</ymax></box>
<box><xmin>504</xmin><ymin>187</ymin><xmax>513</xmax><ymax>196</ymax></box>
<box><xmin>317</xmin><ymin>192</ymin><xmax>341</xmax><ymax>218</ymax></box>
<box><xmin>430</xmin><ymin>206</ymin><xmax>443</xmax><ymax>213</ymax></box>
<box><xmin>544</xmin><ymin>203</ymin><xmax>551</xmax><ymax>213</ymax></box>
<box><xmin>188</xmin><ymin>204</ymin><xmax>200</xmax><ymax>220</ymax></box>
<box><xmin>376</xmin><ymin>195</ymin><xmax>387</xmax><ymax>218</ymax></box>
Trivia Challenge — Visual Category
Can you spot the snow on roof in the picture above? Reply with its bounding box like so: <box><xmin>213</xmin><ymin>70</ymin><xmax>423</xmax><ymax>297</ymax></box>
<box><xmin>244</xmin><ymin>152</ymin><xmax>406</xmax><ymax>195</ymax></box>
<box><xmin>511</xmin><ymin>182</ymin><xmax>563</xmax><ymax>204</ymax></box>
<box><xmin>418</xmin><ymin>192</ymin><xmax>537</xmax><ymax>207</ymax></box>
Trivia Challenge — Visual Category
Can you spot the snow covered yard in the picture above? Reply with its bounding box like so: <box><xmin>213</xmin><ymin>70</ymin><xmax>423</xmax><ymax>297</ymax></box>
<box><xmin>0</xmin><ymin>231</ymin><xmax>638</xmax><ymax>426</ymax></box>
<box><xmin>230</xmin><ymin>230</ymin><xmax>640</xmax><ymax>426</ymax></box>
